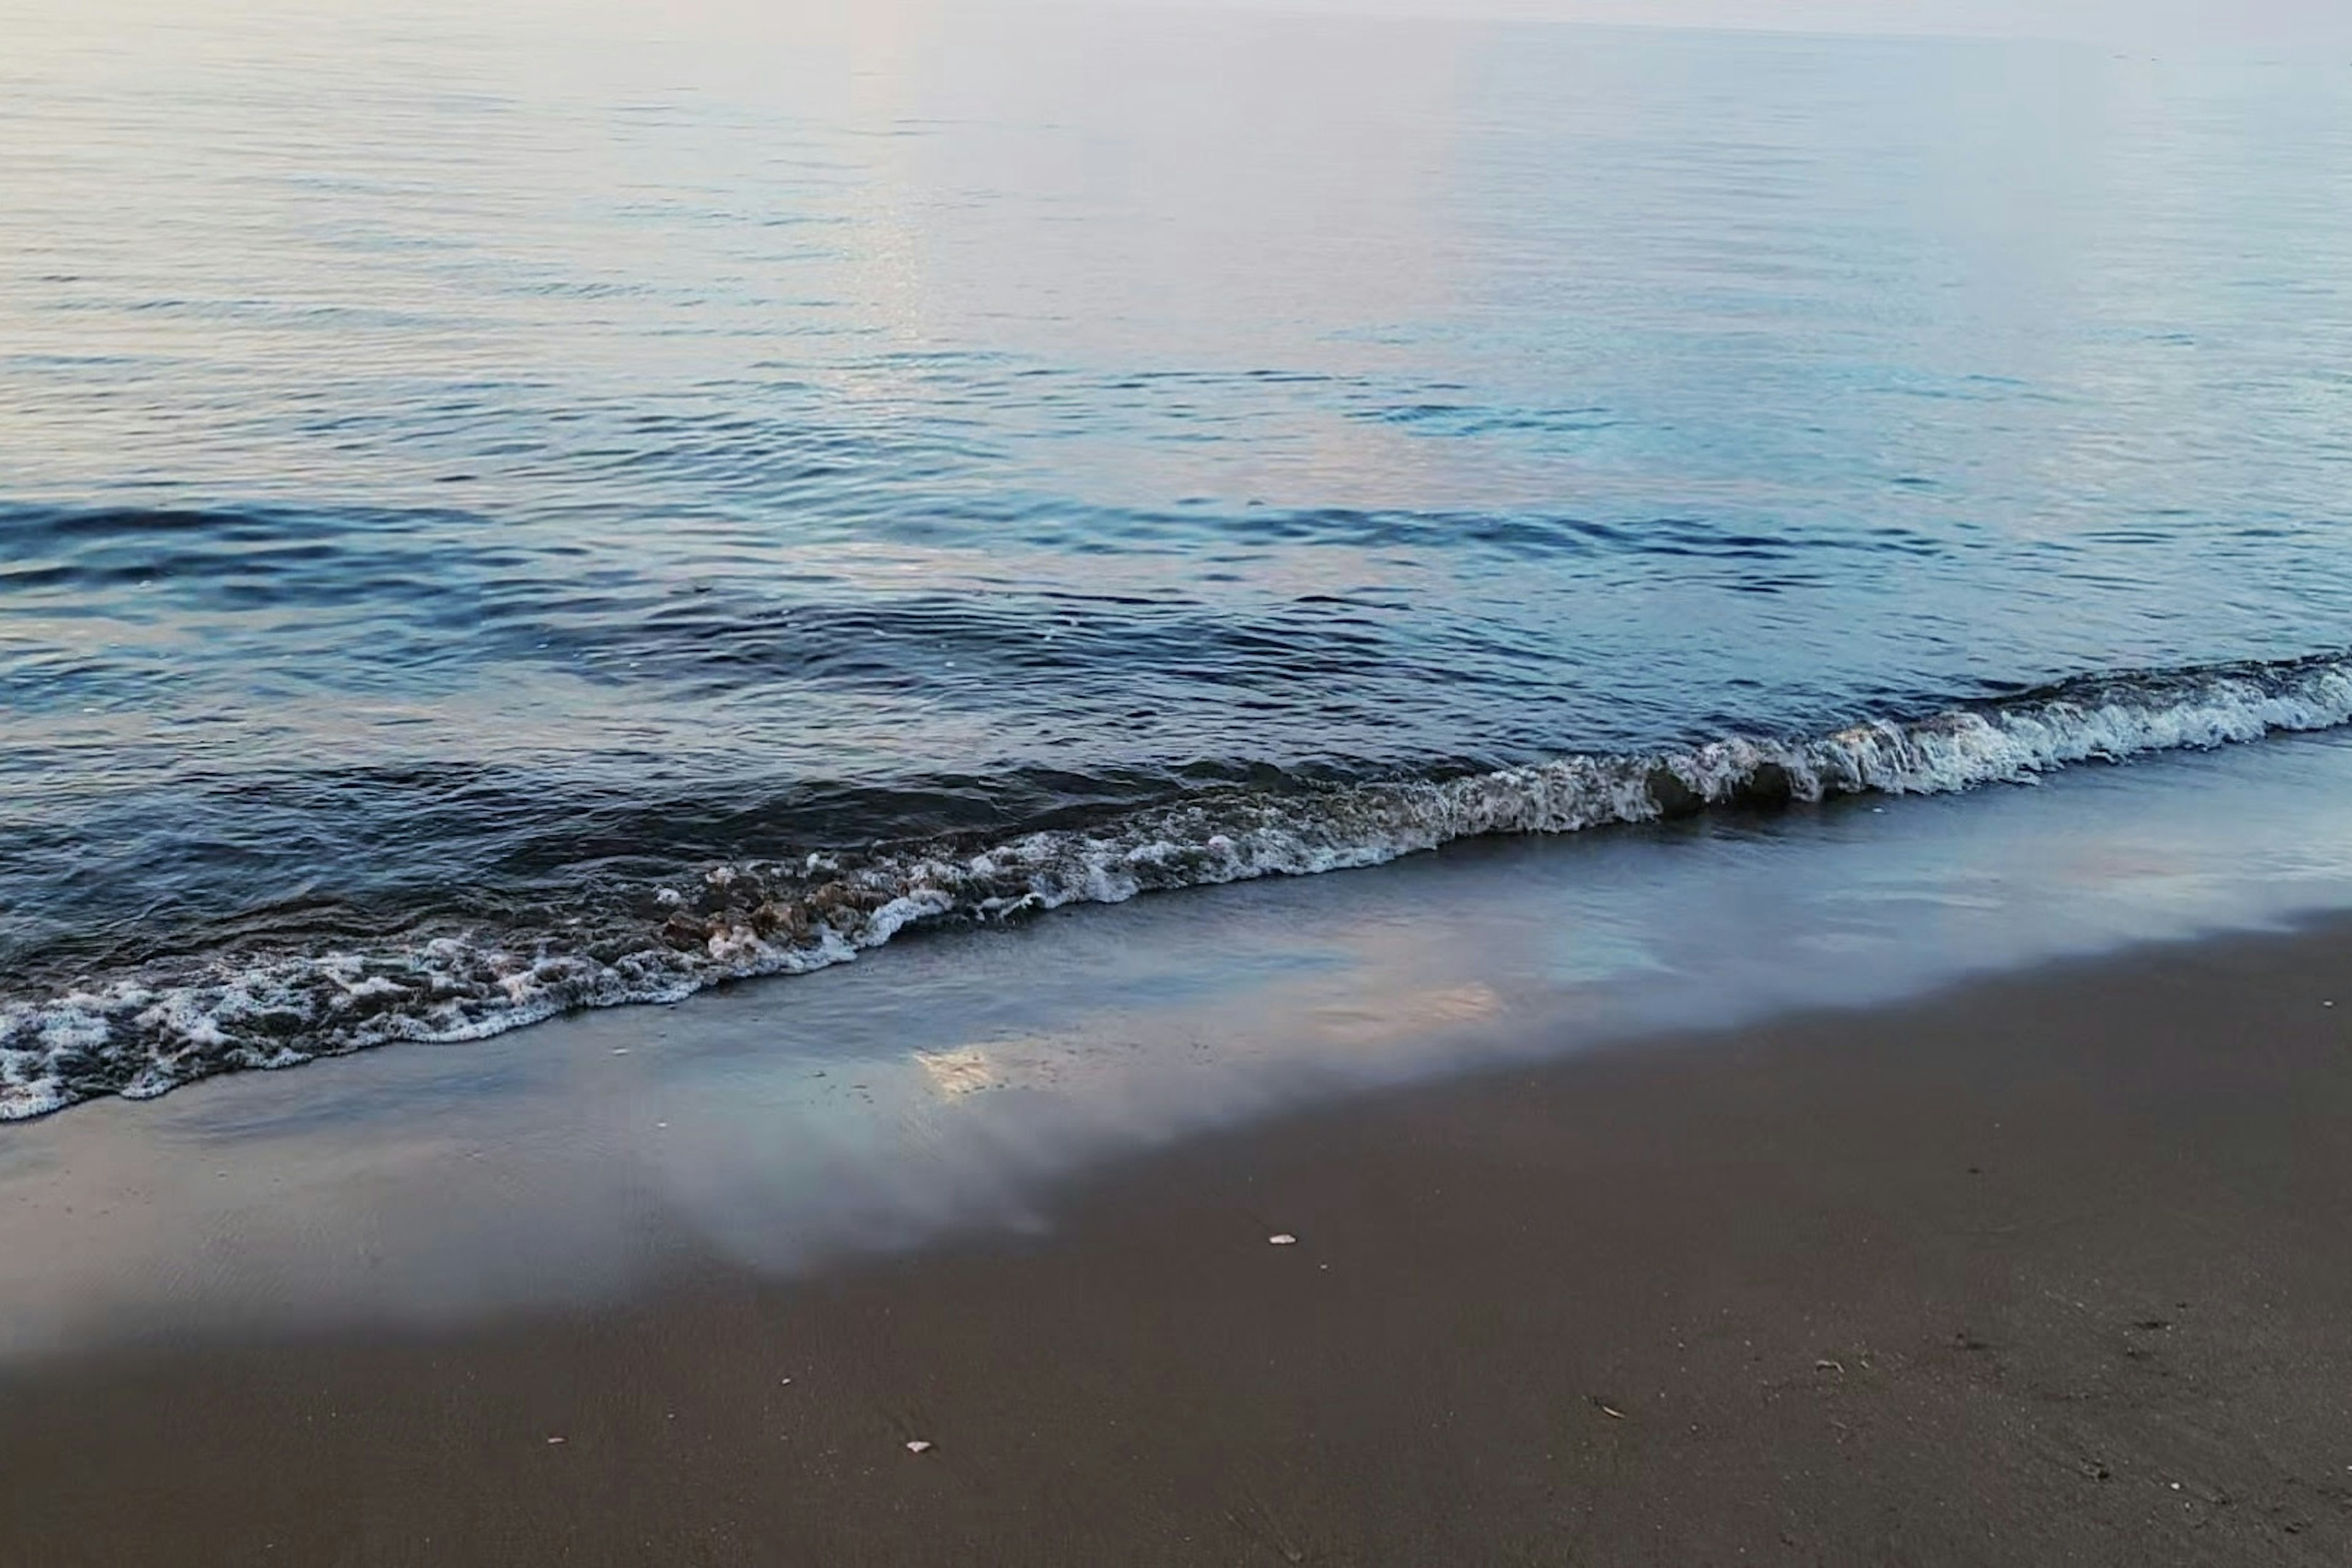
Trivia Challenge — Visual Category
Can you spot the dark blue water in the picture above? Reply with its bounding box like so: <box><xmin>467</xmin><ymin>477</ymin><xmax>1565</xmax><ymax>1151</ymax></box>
<box><xmin>6</xmin><ymin>1</ymin><xmax>2352</xmax><ymax>1116</ymax></box>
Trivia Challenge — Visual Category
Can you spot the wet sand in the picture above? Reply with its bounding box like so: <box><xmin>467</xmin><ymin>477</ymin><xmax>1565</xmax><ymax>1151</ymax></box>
<box><xmin>6</xmin><ymin>919</ymin><xmax>2352</xmax><ymax>1566</ymax></box>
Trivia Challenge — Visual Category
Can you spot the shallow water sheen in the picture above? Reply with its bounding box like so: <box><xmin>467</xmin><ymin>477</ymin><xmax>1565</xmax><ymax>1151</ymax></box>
<box><xmin>5</xmin><ymin>1</ymin><xmax>2352</xmax><ymax>1112</ymax></box>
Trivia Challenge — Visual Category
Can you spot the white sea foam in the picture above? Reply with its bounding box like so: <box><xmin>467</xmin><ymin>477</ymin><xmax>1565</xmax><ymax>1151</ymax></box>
<box><xmin>6</xmin><ymin>652</ymin><xmax>2351</xmax><ymax>1121</ymax></box>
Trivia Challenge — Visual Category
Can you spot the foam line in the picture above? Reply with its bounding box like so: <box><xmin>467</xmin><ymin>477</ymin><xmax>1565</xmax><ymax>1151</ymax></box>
<box><xmin>7</xmin><ymin>651</ymin><xmax>2350</xmax><ymax>1121</ymax></box>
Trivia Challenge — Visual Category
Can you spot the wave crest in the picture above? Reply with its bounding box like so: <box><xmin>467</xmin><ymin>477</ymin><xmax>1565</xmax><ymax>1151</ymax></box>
<box><xmin>7</xmin><ymin>651</ymin><xmax>2350</xmax><ymax>1120</ymax></box>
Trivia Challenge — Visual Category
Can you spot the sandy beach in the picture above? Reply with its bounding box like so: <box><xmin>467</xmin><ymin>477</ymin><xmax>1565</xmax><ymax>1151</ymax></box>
<box><xmin>6</xmin><ymin>915</ymin><xmax>2350</xmax><ymax>1566</ymax></box>
<box><xmin>13</xmin><ymin>4</ymin><xmax>2352</xmax><ymax>1566</ymax></box>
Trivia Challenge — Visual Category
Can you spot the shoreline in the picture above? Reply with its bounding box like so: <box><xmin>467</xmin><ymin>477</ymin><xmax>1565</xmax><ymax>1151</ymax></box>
<box><xmin>6</xmin><ymin>918</ymin><xmax>2352</xmax><ymax>1564</ymax></box>
<box><xmin>11</xmin><ymin>654</ymin><xmax>2352</xmax><ymax>1128</ymax></box>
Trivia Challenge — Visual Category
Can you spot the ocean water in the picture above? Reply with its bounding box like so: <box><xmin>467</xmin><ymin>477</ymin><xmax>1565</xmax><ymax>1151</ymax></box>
<box><xmin>6</xmin><ymin>0</ymin><xmax>2352</xmax><ymax>1118</ymax></box>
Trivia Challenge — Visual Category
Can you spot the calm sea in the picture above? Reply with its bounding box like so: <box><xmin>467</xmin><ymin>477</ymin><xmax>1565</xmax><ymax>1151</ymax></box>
<box><xmin>6</xmin><ymin>0</ymin><xmax>2352</xmax><ymax>1117</ymax></box>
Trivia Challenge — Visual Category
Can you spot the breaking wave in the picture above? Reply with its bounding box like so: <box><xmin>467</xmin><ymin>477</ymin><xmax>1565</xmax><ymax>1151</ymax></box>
<box><xmin>7</xmin><ymin>650</ymin><xmax>2351</xmax><ymax>1121</ymax></box>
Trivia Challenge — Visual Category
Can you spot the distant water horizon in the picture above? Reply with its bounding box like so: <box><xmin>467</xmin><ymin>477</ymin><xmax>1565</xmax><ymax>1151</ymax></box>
<box><xmin>6</xmin><ymin>1</ymin><xmax>2351</xmax><ymax>1117</ymax></box>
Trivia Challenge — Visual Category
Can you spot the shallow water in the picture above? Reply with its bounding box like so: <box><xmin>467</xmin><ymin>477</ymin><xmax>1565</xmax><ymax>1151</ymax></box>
<box><xmin>6</xmin><ymin>1</ymin><xmax>2352</xmax><ymax>1114</ymax></box>
<box><xmin>7</xmin><ymin>726</ymin><xmax>2352</xmax><ymax>1358</ymax></box>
